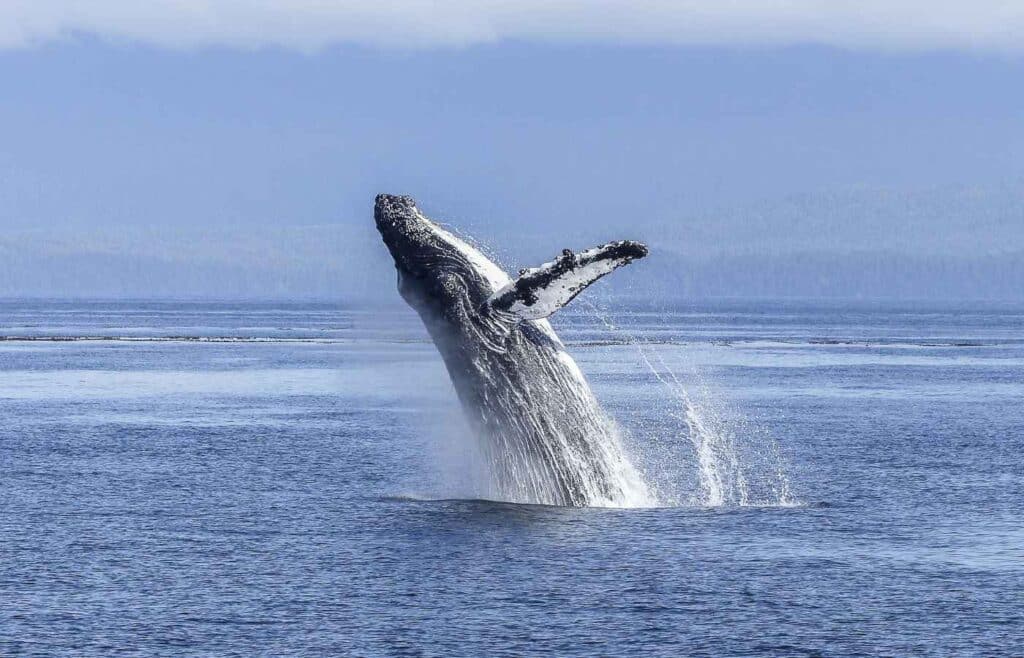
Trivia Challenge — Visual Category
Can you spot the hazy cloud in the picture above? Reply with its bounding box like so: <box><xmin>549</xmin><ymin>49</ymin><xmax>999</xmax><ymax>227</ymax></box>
<box><xmin>2</xmin><ymin>1</ymin><xmax>1023</xmax><ymax>52</ymax></box>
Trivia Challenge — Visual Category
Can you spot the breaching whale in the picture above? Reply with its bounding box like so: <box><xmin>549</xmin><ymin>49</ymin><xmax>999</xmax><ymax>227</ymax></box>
<box><xmin>375</xmin><ymin>194</ymin><xmax>652</xmax><ymax>507</ymax></box>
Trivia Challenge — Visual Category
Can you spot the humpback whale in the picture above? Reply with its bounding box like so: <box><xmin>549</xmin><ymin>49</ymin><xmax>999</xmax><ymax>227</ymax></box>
<box><xmin>375</xmin><ymin>194</ymin><xmax>652</xmax><ymax>507</ymax></box>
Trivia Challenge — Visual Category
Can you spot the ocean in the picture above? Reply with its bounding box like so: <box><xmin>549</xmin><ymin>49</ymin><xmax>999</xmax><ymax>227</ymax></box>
<box><xmin>2</xmin><ymin>299</ymin><xmax>1022</xmax><ymax>656</ymax></box>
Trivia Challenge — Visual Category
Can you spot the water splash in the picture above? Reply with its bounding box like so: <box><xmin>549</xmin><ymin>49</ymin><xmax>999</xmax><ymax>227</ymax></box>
<box><xmin>578</xmin><ymin>300</ymin><xmax>795</xmax><ymax>508</ymax></box>
<box><xmin>403</xmin><ymin>217</ymin><xmax>789</xmax><ymax>509</ymax></box>
<box><xmin>416</xmin><ymin>293</ymin><xmax>656</xmax><ymax>509</ymax></box>
<box><xmin>423</xmin><ymin>398</ymin><xmax>655</xmax><ymax>509</ymax></box>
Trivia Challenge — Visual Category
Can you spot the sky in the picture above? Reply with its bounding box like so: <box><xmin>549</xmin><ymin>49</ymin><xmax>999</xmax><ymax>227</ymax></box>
<box><xmin>1</xmin><ymin>2</ymin><xmax>1022</xmax><ymax>300</ymax></box>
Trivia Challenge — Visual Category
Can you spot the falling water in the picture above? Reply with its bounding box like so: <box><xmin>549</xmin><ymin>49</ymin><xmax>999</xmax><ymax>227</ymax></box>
<box><xmin>391</xmin><ymin>209</ymin><xmax>789</xmax><ymax>509</ymax></box>
<box><xmin>456</xmin><ymin>313</ymin><xmax>657</xmax><ymax>508</ymax></box>
<box><xmin>579</xmin><ymin>300</ymin><xmax>795</xmax><ymax>507</ymax></box>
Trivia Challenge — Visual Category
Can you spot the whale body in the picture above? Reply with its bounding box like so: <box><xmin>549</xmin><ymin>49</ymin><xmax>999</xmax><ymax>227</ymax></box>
<box><xmin>375</xmin><ymin>194</ymin><xmax>651</xmax><ymax>507</ymax></box>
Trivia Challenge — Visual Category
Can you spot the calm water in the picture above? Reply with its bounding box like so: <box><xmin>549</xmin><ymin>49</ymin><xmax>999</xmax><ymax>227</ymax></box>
<box><xmin>2</xmin><ymin>299</ymin><xmax>1022</xmax><ymax>656</ymax></box>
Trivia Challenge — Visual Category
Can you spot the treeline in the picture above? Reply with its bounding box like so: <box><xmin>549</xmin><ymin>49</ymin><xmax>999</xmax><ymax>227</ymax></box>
<box><xmin>640</xmin><ymin>250</ymin><xmax>1024</xmax><ymax>300</ymax></box>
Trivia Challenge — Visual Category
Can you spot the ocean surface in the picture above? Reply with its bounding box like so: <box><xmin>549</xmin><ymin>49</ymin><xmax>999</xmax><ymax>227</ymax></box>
<box><xmin>2</xmin><ymin>299</ymin><xmax>1022</xmax><ymax>656</ymax></box>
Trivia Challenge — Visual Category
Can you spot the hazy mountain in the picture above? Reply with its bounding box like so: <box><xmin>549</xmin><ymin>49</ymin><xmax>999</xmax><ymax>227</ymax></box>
<box><xmin>2</xmin><ymin>183</ymin><xmax>1021</xmax><ymax>301</ymax></box>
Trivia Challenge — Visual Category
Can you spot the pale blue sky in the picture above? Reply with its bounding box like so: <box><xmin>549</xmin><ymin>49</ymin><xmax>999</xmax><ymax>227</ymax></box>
<box><xmin>4</xmin><ymin>42</ymin><xmax>1022</xmax><ymax>229</ymax></box>
<box><xmin>1</xmin><ymin>3</ymin><xmax>1022</xmax><ymax>299</ymax></box>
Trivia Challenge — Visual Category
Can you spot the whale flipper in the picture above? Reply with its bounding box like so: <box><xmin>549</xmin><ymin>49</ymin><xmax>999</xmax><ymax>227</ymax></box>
<box><xmin>487</xmin><ymin>240</ymin><xmax>648</xmax><ymax>320</ymax></box>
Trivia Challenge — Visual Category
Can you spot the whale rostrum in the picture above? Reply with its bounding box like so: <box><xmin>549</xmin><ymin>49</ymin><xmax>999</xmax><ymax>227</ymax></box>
<box><xmin>375</xmin><ymin>194</ymin><xmax>652</xmax><ymax>507</ymax></box>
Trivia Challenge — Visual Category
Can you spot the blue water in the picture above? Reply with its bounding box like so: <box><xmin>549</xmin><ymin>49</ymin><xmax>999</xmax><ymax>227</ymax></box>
<box><xmin>2</xmin><ymin>299</ymin><xmax>1022</xmax><ymax>656</ymax></box>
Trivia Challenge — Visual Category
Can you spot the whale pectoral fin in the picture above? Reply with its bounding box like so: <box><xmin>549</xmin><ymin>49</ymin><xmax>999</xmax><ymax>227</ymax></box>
<box><xmin>486</xmin><ymin>240</ymin><xmax>648</xmax><ymax>320</ymax></box>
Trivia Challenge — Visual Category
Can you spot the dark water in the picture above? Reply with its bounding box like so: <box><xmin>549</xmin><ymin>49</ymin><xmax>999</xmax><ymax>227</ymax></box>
<box><xmin>2</xmin><ymin>299</ymin><xmax>1022</xmax><ymax>656</ymax></box>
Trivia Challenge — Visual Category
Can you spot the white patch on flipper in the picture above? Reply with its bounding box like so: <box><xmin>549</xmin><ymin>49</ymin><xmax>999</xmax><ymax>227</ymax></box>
<box><xmin>503</xmin><ymin>257</ymin><xmax>620</xmax><ymax>319</ymax></box>
<box><xmin>489</xmin><ymin>242</ymin><xmax>643</xmax><ymax>320</ymax></box>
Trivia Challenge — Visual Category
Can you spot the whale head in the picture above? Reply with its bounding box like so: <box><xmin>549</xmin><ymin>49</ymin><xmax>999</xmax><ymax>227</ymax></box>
<box><xmin>374</xmin><ymin>194</ymin><xmax>510</xmax><ymax>326</ymax></box>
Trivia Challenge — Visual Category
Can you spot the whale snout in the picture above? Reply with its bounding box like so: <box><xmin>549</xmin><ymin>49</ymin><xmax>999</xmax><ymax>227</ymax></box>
<box><xmin>374</xmin><ymin>194</ymin><xmax>419</xmax><ymax>234</ymax></box>
<box><xmin>375</xmin><ymin>193</ymin><xmax>431</xmax><ymax>266</ymax></box>
<box><xmin>375</xmin><ymin>193</ymin><xmax>416</xmax><ymax>219</ymax></box>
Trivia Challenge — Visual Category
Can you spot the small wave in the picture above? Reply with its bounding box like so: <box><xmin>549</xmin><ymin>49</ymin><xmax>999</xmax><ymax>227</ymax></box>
<box><xmin>566</xmin><ymin>337</ymin><xmax>1012</xmax><ymax>348</ymax></box>
<box><xmin>381</xmin><ymin>494</ymin><xmax>819</xmax><ymax>511</ymax></box>
<box><xmin>1</xmin><ymin>334</ymin><xmax>1010</xmax><ymax>348</ymax></box>
<box><xmin>380</xmin><ymin>494</ymin><xmax>580</xmax><ymax>511</ymax></box>
<box><xmin>0</xmin><ymin>334</ymin><xmax>441</xmax><ymax>345</ymax></box>
<box><xmin>384</xmin><ymin>493</ymin><xmax>664</xmax><ymax>510</ymax></box>
<box><xmin>0</xmin><ymin>335</ymin><xmax>352</xmax><ymax>343</ymax></box>
<box><xmin>570</xmin><ymin>339</ymin><xmax>689</xmax><ymax>347</ymax></box>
